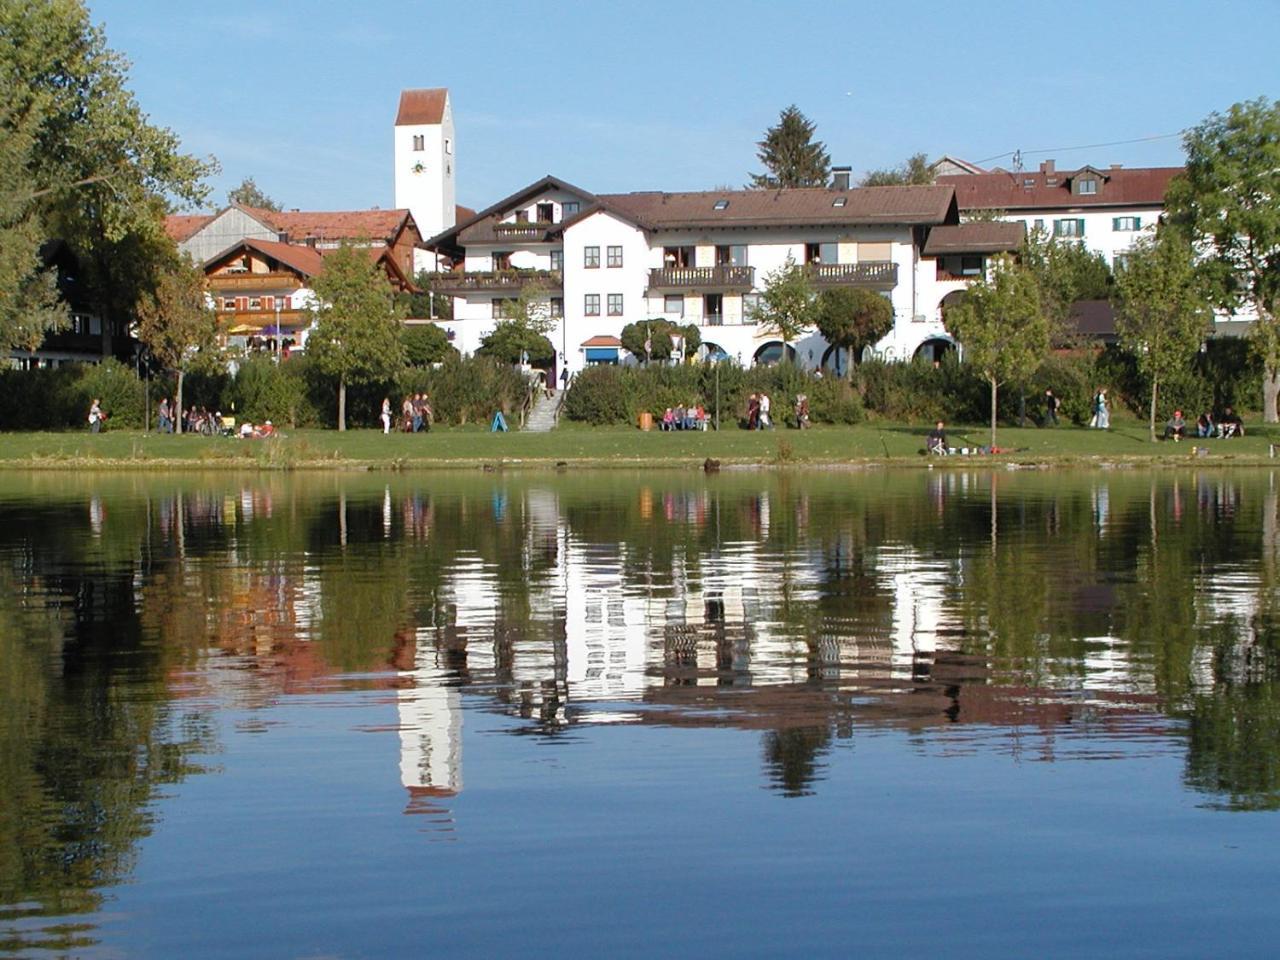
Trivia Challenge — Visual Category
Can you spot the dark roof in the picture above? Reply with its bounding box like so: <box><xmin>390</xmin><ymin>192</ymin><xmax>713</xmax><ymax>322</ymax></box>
<box><xmin>938</xmin><ymin>165</ymin><xmax>1182</xmax><ymax>211</ymax></box>
<box><xmin>205</xmin><ymin>238</ymin><xmax>327</xmax><ymax>277</ymax></box>
<box><xmin>922</xmin><ymin>221</ymin><xmax>1025</xmax><ymax>255</ymax></box>
<box><xmin>395</xmin><ymin>88</ymin><xmax>447</xmax><ymax>126</ymax></box>
<box><xmin>1069</xmin><ymin>299</ymin><xmax>1117</xmax><ymax>340</ymax></box>
<box><xmin>424</xmin><ymin>175</ymin><xmax>598</xmax><ymax>252</ymax></box>
<box><xmin>598</xmin><ymin>184</ymin><xmax>957</xmax><ymax>229</ymax></box>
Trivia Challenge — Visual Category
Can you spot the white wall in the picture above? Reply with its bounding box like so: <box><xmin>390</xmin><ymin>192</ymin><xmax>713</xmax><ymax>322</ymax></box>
<box><xmin>394</xmin><ymin>94</ymin><xmax>456</xmax><ymax>272</ymax></box>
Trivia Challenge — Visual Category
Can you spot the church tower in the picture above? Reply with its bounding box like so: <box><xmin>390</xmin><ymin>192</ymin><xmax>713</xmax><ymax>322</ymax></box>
<box><xmin>393</xmin><ymin>88</ymin><xmax>456</xmax><ymax>272</ymax></box>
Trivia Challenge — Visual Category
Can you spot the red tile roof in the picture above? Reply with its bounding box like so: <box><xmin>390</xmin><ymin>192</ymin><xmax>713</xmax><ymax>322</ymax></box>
<box><xmin>238</xmin><ymin>205</ymin><xmax>411</xmax><ymax>243</ymax></box>
<box><xmin>395</xmin><ymin>88</ymin><xmax>447</xmax><ymax>126</ymax></box>
<box><xmin>164</xmin><ymin>213</ymin><xmax>213</xmax><ymax>243</ymax></box>
<box><xmin>455</xmin><ymin>204</ymin><xmax>476</xmax><ymax>225</ymax></box>
<box><xmin>922</xmin><ymin>222</ymin><xmax>1025</xmax><ymax>255</ymax></box>
<box><xmin>938</xmin><ymin>165</ymin><xmax>1183</xmax><ymax>211</ymax></box>
<box><xmin>581</xmin><ymin>335</ymin><xmax>622</xmax><ymax>347</ymax></box>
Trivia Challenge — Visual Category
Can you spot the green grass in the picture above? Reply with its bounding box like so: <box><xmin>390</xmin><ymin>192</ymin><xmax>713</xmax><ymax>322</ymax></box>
<box><xmin>1</xmin><ymin>416</ymin><xmax>1277</xmax><ymax>470</ymax></box>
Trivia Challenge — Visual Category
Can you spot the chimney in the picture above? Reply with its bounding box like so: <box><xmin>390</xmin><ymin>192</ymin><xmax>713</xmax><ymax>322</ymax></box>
<box><xmin>1110</xmin><ymin>163</ymin><xmax>1123</xmax><ymax>170</ymax></box>
<box><xmin>1039</xmin><ymin>159</ymin><xmax>1055</xmax><ymax>175</ymax></box>
<box><xmin>831</xmin><ymin>166</ymin><xmax>851</xmax><ymax>191</ymax></box>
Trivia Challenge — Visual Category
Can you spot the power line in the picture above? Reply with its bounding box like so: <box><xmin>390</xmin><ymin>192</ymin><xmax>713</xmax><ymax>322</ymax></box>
<box><xmin>975</xmin><ymin>129</ymin><xmax>1187</xmax><ymax>166</ymax></box>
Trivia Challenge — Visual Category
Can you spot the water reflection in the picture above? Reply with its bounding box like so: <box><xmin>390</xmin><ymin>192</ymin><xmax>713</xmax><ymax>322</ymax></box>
<box><xmin>3</xmin><ymin>469</ymin><xmax>1280</xmax><ymax>948</ymax></box>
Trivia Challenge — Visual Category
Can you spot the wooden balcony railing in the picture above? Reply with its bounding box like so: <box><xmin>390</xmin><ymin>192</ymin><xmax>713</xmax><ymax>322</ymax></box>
<box><xmin>803</xmin><ymin>261</ymin><xmax>898</xmax><ymax>287</ymax></box>
<box><xmin>493</xmin><ymin>221</ymin><xmax>554</xmax><ymax>240</ymax></box>
<box><xmin>216</xmin><ymin>309</ymin><xmax>309</xmax><ymax>325</ymax></box>
<box><xmin>936</xmin><ymin>268</ymin><xmax>978</xmax><ymax>283</ymax></box>
<box><xmin>647</xmin><ymin>265</ymin><xmax>755</xmax><ymax>290</ymax></box>
<box><xmin>207</xmin><ymin>272</ymin><xmax>304</xmax><ymax>291</ymax></box>
<box><xmin>430</xmin><ymin>270</ymin><xmax>563</xmax><ymax>294</ymax></box>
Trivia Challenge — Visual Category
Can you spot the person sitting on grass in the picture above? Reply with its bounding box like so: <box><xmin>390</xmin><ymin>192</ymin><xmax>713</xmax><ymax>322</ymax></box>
<box><xmin>926</xmin><ymin>420</ymin><xmax>948</xmax><ymax>456</ymax></box>
<box><xmin>1197</xmin><ymin>412</ymin><xmax>1214</xmax><ymax>438</ymax></box>
<box><xmin>1218</xmin><ymin>406</ymin><xmax>1244</xmax><ymax>438</ymax></box>
<box><xmin>1164</xmin><ymin>410</ymin><xmax>1187</xmax><ymax>441</ymax></box>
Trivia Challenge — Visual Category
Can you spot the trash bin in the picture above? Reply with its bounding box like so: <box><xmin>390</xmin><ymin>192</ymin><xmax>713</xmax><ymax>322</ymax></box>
<box><xmin>639</xmin><ymin>411</ymin><xmax>653</xmax><ymax>431</ymax></box>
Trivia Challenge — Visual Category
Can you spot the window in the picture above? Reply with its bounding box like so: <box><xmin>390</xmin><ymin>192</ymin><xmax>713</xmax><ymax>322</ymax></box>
<box><xmin>550</xmin><ymin>297</ymin><xmax>564</xmax><ymax>318</ymax></box>
<box><xmin>1053</xmin><ymin>218</ymin><xmax>1085</xmax><ymax>238</ymax></box>
<box><xmin>515</xmin><ymin>209</ymin><xmax>529</xmax><ymax>223</ymax></box>
<box><xmin>607</xmin><ymin>245</ymin><xmax>623</xmax><ymax>268</ymax></box>
<box><xmin>713</xmin><ymin>199</ymin><xmax>730</xmax><ymax>210</ymax></box>
<box><xmin>960</xmin><ymin>255</ymin><xmax>982</xmax><ymax>276</ymax></box>
<box><xmin>832</xmin><ymin>197</ymin><xmax>847</xmax><ymax>208</ymax></box>
<box><xmin>806</xmin><ymin>242</ymin><xmax>838</xmax><ymax>264</ymax></box>
<box><xmin>537</xmin><ymin>202</ymin><xmax>554</xmax><ymax>222</ymax></box>
<box><xmin>444</xmin><ymin>138</ymin><xmax>452</xmax><ymax>154</ymax></box>
<box><xmin>412</xmin><ymin>135</ymin><xmax>424</xmax><ymax>151</ymax></box>
<box><xmin>1033</xmin><ymin>219</ymin><xmax>1045</xmax><ymax>232</ymax></box>
<box><xmin>248</xmin><ymin>297</ymin><xmax>261</xmax><ymax>310</ymax></box>
<box><xmin>1078</xmin><ymin>178</ymin><xmax>1097</xmax><ymax>195</ymax></box>
<box><xmin>1113</xmin><ymin>216</ymin><xmax>1141</xmax><ymax>231</ymax></box>
<box><xmin>743</xmin><ymin>293</ymin><xmax>761</xmax><ymax>322</ymax></box>
<box><xmin>704</xmin><ymin>293</ymin><xmax>723</xmax><ymax>325</ymax></box>
<box><xmin>493</xmin><ymin>251</ymin><xmax>512</xmax><ymax>270</ymax></box>
<box><xmin>550</xmin><ymin>249</ymin><xmax>563</xmax><ymax>272</ymax></box>
<box><xmin>716</xmin><ymin>245</ymin><xmax>747</xmax><ymax>267</ymax></box>
<box><xmin>607</xmin><ymin>293</ymin><xmax>623</xmax><ymax>316</ymax></box>
<box><xmin>584</xmin><ymin>246</ymin><xmax>600</xmax><ymax>268</ymax></box>
<box><xmin>664</xmin><ymin>294</ymin><xmax>684</xmax><ymax>317</ymax></box>
<box><xmin>584</xmin><ymin>294</ymin><xmax>601</xmax><ymax>316</ymax></box>
<box><xmin>492</xmin><ymin>298</ymin><xmax>516</xmax><ymax>319</ymax></box>
<box><xmin>222</xmin><ymin>297</ymin><xmax>236</xmax><ymax>310</ymax></box>
<box><xmin>562</xmin><ymin>201</ymin><xmax>580</xmax><ymax>217</ymax></box>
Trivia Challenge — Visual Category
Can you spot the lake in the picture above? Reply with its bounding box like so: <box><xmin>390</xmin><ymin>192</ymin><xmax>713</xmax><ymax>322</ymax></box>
<box><xmin>1</xmin><ymin>468</ymin><xmax>1278</xmax><ymax>958</ymax></box>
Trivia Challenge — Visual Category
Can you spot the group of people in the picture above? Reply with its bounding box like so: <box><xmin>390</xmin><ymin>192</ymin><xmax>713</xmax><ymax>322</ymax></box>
<box><xmin>661</xmin><ymin>404</ymin><xmax>708</xmax><ymax>431</ymax></box>
<box><xmin>746</xmin><ymin>392</ymin><xmax>774</xmax><ymax>430</ymax></box>
<box><xmin>1165</xmin><ymin>407</ymin><xmax>1245</xmax><ymax>440</ymax></box>
<box><xmin>387</xmin><ymin>393</ymin><xmax>434</xmax><ymax>434</ymax></box>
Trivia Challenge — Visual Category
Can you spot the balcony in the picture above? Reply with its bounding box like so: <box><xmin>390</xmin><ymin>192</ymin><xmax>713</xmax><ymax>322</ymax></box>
<box><xmin>207</xmin><ymin>272</ymin><xmax>304</xmax><ymax>291</ymax></box>
<box><xmin>216</xmin><ymin>309</ymin><xmax>309</xmax><ymax>327</ymax></box>
<box><xmin>803</xmin><ymin>261</ymin><xmax>897</xmax><ymax>288</ymax></box>
<box><xmin>492</xmin><ymin>221</ymin><xmax>555</xmax><ymax>241</ymax></box>
<box><xmin>647</xmin><ymin>265</ymin><xmax>754</xmax><ymax>292</ymax></box>
<box><xmin>430</xmin><ymin>270</ymin><xmax>564</xmax><ymax>295</ymax></box>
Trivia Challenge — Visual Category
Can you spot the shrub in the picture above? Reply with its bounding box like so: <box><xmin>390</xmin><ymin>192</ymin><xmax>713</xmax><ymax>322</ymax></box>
<box><xmin>76</xmin><ymin>359</ymin><xmax>146</xmax><ymax>429</ymax></box>
<box><xmin>563</xmin><ymin>365</ymin><xmax>630</xmax><ymax>425</ymax></box>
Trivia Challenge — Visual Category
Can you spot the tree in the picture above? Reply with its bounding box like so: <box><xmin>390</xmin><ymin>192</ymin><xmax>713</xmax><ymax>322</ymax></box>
<box><xmin>750</xmin><ymin>255</ymin><xmax>815</xmax><ymax>358</ymax></box>
<box><xmin>402</xmin><ymin>322</ymin><xmax>454</xmax><ymax>366</ymax></box>
<box><xmin>1021</xmin><ymin>227</ymin><xmax>1113</xmax><ymax>342</ymax></box>
<box><xmin>860</xmin><ymin>152</ymin><xmax>933</xmax><ymax>187</ymax></box>
<box><xmin>943</xmin><ymin>254</ymin><xmax>1047</xmax><ymax>448</ymax></box>
<box><xmin>813</xmin><ymin>288</ymin><xmax>894</xmax><ymax>376</ymax></box>
<box><xmin>1</xmin><ymin>0</ymin><xmax>216</xmax><ymax>351</ymax></box>
<box><xmin>747</xmin><ymin>105</ymin><xmax>830</xmax><ymax>189</ymax></box>
<box><xmin>497</xmin><ymin>279</ymin><xmax>555</xmax><ymax>339</ymax></box>
<box><xmin>620</xmin><ymin>319</ymin><xmax>674</xmax><ymax>364</ymax></box>
<box><xmin>227</xmin><ymin>176</ymin><xmax>280</xmax><ymax>211</ymax></box>
<box><xmin>1113</xmin><ymin>232</ymin><xmax>1211</xmax><ymax>441</ymax></box>
<box><xmin>405</xmin><ymin>270</ymin><xmax>453</xmax><ymax>320</ymax></box>
<box><xmin>133</xmin><ymin>252</ymin><xmax>218</xmax><ymax>432</ymax></box>
<box><xmin>306</xmin><ymin>243</ymin><xmax>406</xmax><ymax>430</ymax></box>
<box><xmin>1166</xmin><ymin>97</ymin><xmax>1280</xmax><ymax>420</ymax></box>
<box><xmin>679</xmin><ymin>323</ymin><xmax>701</xmax><ymax>362</ymax></box>
<box><xmin>476</xmin><ymin>280</ymin><xmax>556</xmax><ymax>367</ymax></box>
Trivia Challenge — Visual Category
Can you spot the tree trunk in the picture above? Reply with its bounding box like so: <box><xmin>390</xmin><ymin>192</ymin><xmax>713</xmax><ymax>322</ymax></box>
<box><xmin>1149</xmin><ymin>376</ymin><xmax>1159</xmax><ymax>442</ymax></box>
<box><xmin>338</xmin><ymin>378</ymin><xmax>347</xmax><ymax>432</ymax></box>
<box><xmin>989</xmin><ymin>377</ymin><xmax>998</xmax><ymax>450</ymax></box>
<box><xmin>1265</xmin><ymin>369</ymin><xmax>1280</xmax><ymax>424</ymax></box>
<box><xmin>1018</xmin><ymin>391</ymin><xmax>1026</xmax><ymax>428</ymax></box>
<box><xmin>175</xmin><ymin>369</ymin><xmax>184</xmax><ymax>435</ymax></box>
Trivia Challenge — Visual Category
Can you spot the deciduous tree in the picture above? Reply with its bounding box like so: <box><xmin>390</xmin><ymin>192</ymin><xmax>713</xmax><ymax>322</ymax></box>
<box><xmin>943</xmin><ymin>254</ymin><xmax>1047</xmax><ymax>448</ymax></box>
<box><xmin>306</xmin><ymin>244</ymin><xmax>406</xmax><ymax>430</ymax></box>
<box><xmin>813</xmin><ymin>287</ymin><xmax>894</xmax><ymax>376</ymax></box>
<box><xmin>620</xmin><ymin>319</ymin><xmax>674</xmax><ymax>364</ymax></box>
<box><xmin>134</xmin><ymin>252</ymin><xmax>218</xmax><ymax>432</ymax></box>
<box><xmin>750</xmin><ymin>255</ymin><xmax>815</xmax><ymax>360</ymax></box>
<box><xmin>1020</xmin><ymin>226</ymin><xmax>1113</xmax><ymax>340</ymax></box>
<box><xmin>402</xmin><ymin>322</ymin><xmax>454</xmax><ymax>366</ymax></box>
<box><xmin>1166</xmin><ymin>97</ymin><xmax>1280</xmax><ymax>419</ymax></box>
<box><xmin>227</xmin><ymin>177</ymin><xmax>280</xmax><ymax>212</ymax></box>
<box><xmin>859</xmin><ymin>152</ymin><xmax>933</xmax><ymax>187</ymax></box>
<box><xmin>1113</xmin><ymin>232</ymin><xmax>1211</xmax><ymax>441</ymax></box>
<box><xmin>748</xmin><ymin>106</ymin><xmax>830</xmax><ymax>189</ymax></box>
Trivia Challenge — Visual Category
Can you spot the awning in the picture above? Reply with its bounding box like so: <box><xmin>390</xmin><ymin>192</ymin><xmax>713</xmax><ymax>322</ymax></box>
<box><xmin>584</xmin><ymin>346</ymin><xmax>619</xmax><ymax>362</ymax></box>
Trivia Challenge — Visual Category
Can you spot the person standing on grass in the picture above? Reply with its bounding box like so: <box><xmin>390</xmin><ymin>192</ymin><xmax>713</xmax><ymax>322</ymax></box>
<box><xmin>1044</xmin><ymin>389</ymin><xmax>1059</xmax><ymax>426</ymax></box>
<box><xmin>88</xmin><ymin>398</ymin><xmax>103</xmax><ymax>433</ymax></box>
<box><xmin>759</xmin><ymin>392</ymin><xmax>773</xmax><ymax>429</ymax></box>
<box><xmin>380</xmin><ymin>397</ymin><xmax>392</xmax><ymax>434</ymax></box>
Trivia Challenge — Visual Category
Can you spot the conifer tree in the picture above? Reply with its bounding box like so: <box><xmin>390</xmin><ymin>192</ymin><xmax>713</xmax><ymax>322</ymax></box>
<box><xmin>748</xmin><ymin>106</ymin><xmax>830</xmax><ymax>189</ymax></box>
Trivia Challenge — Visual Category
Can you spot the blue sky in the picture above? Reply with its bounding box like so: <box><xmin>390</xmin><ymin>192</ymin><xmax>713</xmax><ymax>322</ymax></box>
<box><xmin>87</xmin><ymin>0</ymin><xmax>1279</xmax><ymax>213</ymax></box>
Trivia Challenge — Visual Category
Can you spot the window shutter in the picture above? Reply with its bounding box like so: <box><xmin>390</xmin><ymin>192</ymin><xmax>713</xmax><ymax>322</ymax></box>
<box><xmin>1134</xmin><ymin>217</ymin><xmax>1141</xmax><ymax>230</ymax></box>
<box><xmin>1112</xmin><ymin>218</ymin><xmax>1121</xmax><ymax>231</ymax></box>
<box><xmin>1077</xmin><ymin>219</ymin><xmax>1085</xmax><ymax>236</ymax></box>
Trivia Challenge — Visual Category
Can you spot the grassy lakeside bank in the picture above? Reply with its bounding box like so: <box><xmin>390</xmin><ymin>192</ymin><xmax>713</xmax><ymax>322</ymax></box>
<box><xmin>2</xmin><ymin>417</ymin><xmax>1279</xmax><ymax>470</ymax></box>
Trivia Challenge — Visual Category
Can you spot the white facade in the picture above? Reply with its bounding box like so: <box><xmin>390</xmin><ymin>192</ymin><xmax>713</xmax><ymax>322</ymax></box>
<box><xmin>1000</xmin><ymin>208</ymin><xmax>1160</xmax><ymax>267</ymax></box>
<box><xmin>394</xmin><ymin>88</ymin><xmax>457</xmax><ymax>273</ymax></box>
<box><xmin>433</xmin><ymin>179</ymin><xmax>983</xmax><ymax>377</ymax></box>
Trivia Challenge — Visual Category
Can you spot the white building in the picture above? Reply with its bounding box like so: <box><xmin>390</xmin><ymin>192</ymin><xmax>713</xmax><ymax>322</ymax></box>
<box><xmin>423</xmin><ymin>174</ymin><xmax>1023</xmax><ymax>379</ymax></box>
<box><xmin>393</xmin><ymin>88</ymin><xmax>459</xmax><ymax>274</ymax></box>
<box><xmin>937</xmin><ymin>159</ymin><xmax>1180</xmax><ymax>268</ymax></box>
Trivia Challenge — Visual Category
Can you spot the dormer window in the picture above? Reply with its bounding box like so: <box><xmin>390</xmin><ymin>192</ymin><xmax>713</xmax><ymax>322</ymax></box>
<box><xmin>1078</xmin><ymin>178</ymin><xmax>1097</xmax><ymax>195</ymax></box>
<box><xmin>713</xmin><ymin>199</ymin><xmax>730</xmax><ymax>210</ymax></box>
<box><xmin>412</xmin><ymin>135</ymin><xmax>424</xmax><ymax>151</ymax></box>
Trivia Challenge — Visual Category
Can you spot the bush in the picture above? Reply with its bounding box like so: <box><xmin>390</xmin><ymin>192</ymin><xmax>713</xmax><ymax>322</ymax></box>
<box><xmin>224</xmin><ymin>355</ymin><xmax>320</xmax><ymax>428</ymax></box>
<box><xmin>397</xmin><ymin>354</ymin><xmax>527</xmax><ymax>426</ymax></box>
<box><xmin>563</xmin><ymin>365</ymin><xmax>630</xmax><ymax>425</ymax></box>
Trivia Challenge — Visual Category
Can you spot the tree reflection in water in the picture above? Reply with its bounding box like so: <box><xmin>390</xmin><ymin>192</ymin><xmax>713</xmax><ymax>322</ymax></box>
<box><xmin>3</xmin><ymin>468</ymin><xmax>1280</xmax><ymax>942</ymax></box>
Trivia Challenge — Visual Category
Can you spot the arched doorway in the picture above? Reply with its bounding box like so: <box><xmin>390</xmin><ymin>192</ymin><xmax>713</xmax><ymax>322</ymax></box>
<box><xmin>700</xmin><ymin>341</ymin><xmax>731</xmax><ymax>363</ymax></box>
<box><xmin>821</xmin><ymin>344</ymin><xmax>858</xmax><ymax>376</ymax></box>
<box><xmin>913</xmin><ymin>337</ymin><xmax>954</xmax><ymax>363</ymax></box>
<box><xmin>752</xmin><ymin>341</ymin><xmax>797</xmax><ymax>366</ymax></box>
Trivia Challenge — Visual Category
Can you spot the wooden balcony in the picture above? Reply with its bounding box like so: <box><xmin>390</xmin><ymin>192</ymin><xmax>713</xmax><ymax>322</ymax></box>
<box><xmin>647</xmin><ymin>265</ymin><xmax>755</xmax><ymax>291</ymax></box>
<box><xmin>803</xmin><ymin>261</ymin><xmax>898</xmax><ymax>288</ymax></box>
<box><xmin>430</xmin><ymin>270</ymin><xmax>563</xmax><ymax>294</ymax></box>
<box><xmin>216</xmin><ymin>309</ymin><xmax>309</xmax><ymax>328</ymax></box>
<box><xmin>207</xmin><ymin>272</ymin><xmax>304</xmax><ymax>291</ymax></box>
<box><xmin>493</xmin><ymin>221</ymin><xmax>554</xmax><ymax>241</ymax></box>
